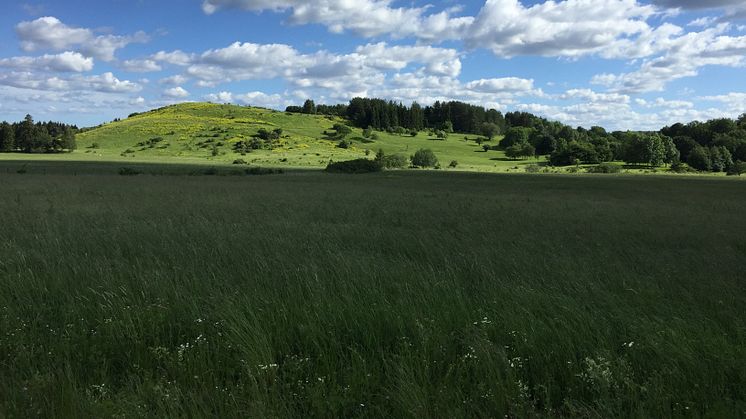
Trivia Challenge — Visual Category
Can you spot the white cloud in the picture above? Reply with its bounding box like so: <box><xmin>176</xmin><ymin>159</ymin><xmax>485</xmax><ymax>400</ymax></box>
<box><xmin>466</xmin><ymin>78</ymin><xmax>537</xmax><ymax>94</ymax></box>
<box><xmin>688</xmin><ymin>16</ymin><xmax>717</xmax><ymax>27</ymax></box>
<box><xmin>466</xmin><ymin>0</ymin><xmax>655</xmax><ymax>58</ymax></box>
<box><xmin>159</xmin><ymin>75</ymin><xmax>189</xmax><ymax>86</ymax></box>
<box><xmin>202</xmin><ymin>0</ymin><xmax>472</xmax><ymax>40</ymax></box>
<box><xmin>700</xmin><ymin>92</ymin><xmax>746</xmax><ymax>112</ymax></box>
<box><xmin>0</xmin><ymin>71</ymin><xmax>141</xmax><ymax>93</ymax></box>
<box><xmin>156</xmin><ymin>41</ymin><xmax>462</xmax><ymax>100</ymax></box>
<box><xmin>560</xmin><ymin>88</ymin><xmax>630</xmax><ymax>104</ymax></box>
<box><xmin>205</xmin><ymin>91</ymin><xmax>234</xmax><ymax>102</ymax></box>
<box><xmin>163</xmin><ymin>86</ymin><xmax>190</xmax><ymax>98</ymax></box>
<box><xmin>120</xmin><ymin>59</ymin><xmax>162</xmax><ymax>73</ymax></box>
<box><xmin>0</xmin><ymin>51</ymin><xmax>93</xmax><ymax>72</ymax></box>
<box><xmin>15</xmin><ymin>16</ymin><xmax>148</xmax><ymax>61</ymax></box>
<box><xmin>592</xmin><ymin>24</ymin><xmax>746</xmax><ymax>93</ymax></box>
<box><xmin>635</xmin><ymin>97</ymin><xmax>694</xmax><ymax>108</ymax></box>
<box><xmin>201</xmin><ymin>0</ymin><xmax>665</xmax><ymax>60</ymax></box>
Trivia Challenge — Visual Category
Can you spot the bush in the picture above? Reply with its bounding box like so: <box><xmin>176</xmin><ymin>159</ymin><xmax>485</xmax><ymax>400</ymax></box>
<box><xmin>726</xmin><ymin>161</ymin><xmax>746</xmax><ymax>176</ymax></box>
<box><xmin>337</xmin><ymin>140</ymin><xmax>352</xmax><ymax>149</ymax></box>
<box><xmin>449</xmin><ymin>160</ymin><xmax>459</xmax><ymax>168</ymax></box>
<box><xmin>325</xmin><ymin>159</ymin><xmax>382</xmax><ymax>174</ymax></box>
<box><xmin>233</xmin><ymin>159</ymin><xmax>247</xmax><ymax>165</ymax></box>
<box><xmin>411</xmin><ymin>149</ymin><xmax>439</xmax><ymax>168</ymax></box>
<box><xmin>525</xmin><ymin>164</ymin><xmax>541</xmax><ymax>173</ymax></box>
<box><xmin>190</xmin><ymin>167</ymin><xmax>218</xmax><ymax>176</ymax></box>
<box><xmin>375</xmin><ymin>150</ymin><xmax>408</xmax><ymax>169</ymax></box>
<box><xmin>382</xmin><ymin>154</ymin><xmax>409</xmax><ymax>169</ymax></box>
<box><xmin>245</xmin><ymin>167</ymin><xmax>282</xmax><ymax>176</ymax></box>
<box><xmin>118</xmin><ymin>167</ymin><xmax>142</xmax><ymax>176</ymax></box>
<box><xmin>587</xmin><ymin>163</ymin><xmax>622</xmax><ymax>174</ymax></box>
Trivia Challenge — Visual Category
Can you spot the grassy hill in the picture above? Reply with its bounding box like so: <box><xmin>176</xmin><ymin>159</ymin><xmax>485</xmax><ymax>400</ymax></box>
<box><xmin>70</xmin><ymin>102</ymin><xmax>540</xmax><ymax>172</ymax></box>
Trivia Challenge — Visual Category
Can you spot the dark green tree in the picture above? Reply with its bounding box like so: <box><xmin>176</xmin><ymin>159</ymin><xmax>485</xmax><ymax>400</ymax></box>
<box><xmin>500</xmin><ymin>127</ymin><xmax>530</xmax><ymax>148</ymax></box>
<box><xmin>481</xmin><ymin>122</ymin><xmax>501</xmax><ymax>140</ymax></box>
<box><xmin>302</xmin><ymin>99</ymin><xmax>317</xmax><ymax>115</ymax></box>
<box><xmin>60</xmin><ymin>127</ymin><xmax>77</xmax><ymax>151</ymax></box>
<box><xmin>0</xmin><ymin>122</ymin><xmax>14</xmax><ymax>152</ymax></box>
<box><xmin>411</xmin><ymin>149</ymin><xmax>438</xmax><ymax>168</ymax></box>
<box><xmin>16</xmin><ymin>114</ymin><xmax>36</xmax><ymax>152</ymax></box>
<box><xmin>687</xmin><ymin>146</ymin><xmax>712</xmax><ymax>171</ymax></box>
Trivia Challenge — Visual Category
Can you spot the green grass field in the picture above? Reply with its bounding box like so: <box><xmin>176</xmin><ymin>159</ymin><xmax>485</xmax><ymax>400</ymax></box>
<box><xmin>61</xmin><ymin>102</ymin><xmax>603</xmax><ymax>173</ymax></box>
<box><xmin>0</xmin><ymin>102</ymin><xmax>734</xmax><ymax>178</ymax></box>
<box><xmin>1</xmin><ymin>163</ymin><xmax>744</xmax><ymax>417</ymax></box>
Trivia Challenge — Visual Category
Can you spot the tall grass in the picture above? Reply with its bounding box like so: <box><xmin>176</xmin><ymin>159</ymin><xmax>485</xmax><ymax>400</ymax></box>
<box><xmin>0</xmin><ymin>169</ymin><xmax>744</xmax><ymax>417</ymax></box>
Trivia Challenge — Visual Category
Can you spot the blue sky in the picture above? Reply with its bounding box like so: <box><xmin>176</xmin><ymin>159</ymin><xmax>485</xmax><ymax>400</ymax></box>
<box><xmin>1</xmin><ymin>0</ymin><xmax>745</xmax><ymax>130</ymax></box>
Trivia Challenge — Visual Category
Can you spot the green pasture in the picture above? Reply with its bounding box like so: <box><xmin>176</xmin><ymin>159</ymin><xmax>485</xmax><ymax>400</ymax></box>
<box><xmin>0</xmin><ymin>165</ymin><xmax>744</xmax><ymax>417</ymax></box>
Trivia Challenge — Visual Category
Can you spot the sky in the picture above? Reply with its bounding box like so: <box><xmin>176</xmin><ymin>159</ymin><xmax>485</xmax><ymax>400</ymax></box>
<box><xmin>0</xmin><ymin>0</ymin><xmax>745</xmax><ymax>130</ymax></box>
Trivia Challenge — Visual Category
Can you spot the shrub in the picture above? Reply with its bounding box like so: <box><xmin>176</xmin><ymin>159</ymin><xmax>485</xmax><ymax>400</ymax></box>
<box><xmin>687</xmin><ymin>146</ymin><xmax>712</xmax><ymax>172</ymax></box>
<box><xmin>411</xmin><ymin>149</ymin><xmax>439</xmax><ymax>168</ymax></box>
<box><xmin>337</xmin><ymin>140</ymin><xmax>352</xmax><ymax>149</ymax></box>
<box><xmin>233</xmin><ymin>159</ymin><xmax>247</xmax><ymax>165</ymax></box>
<box><xmin>118</xmin><ymin>167</ymin><xmax>142</xmax><ymax>176</ymax></box>
<box><xmin>726</xmin><ymin>161</ymin><xmax>746</xmax><ymax>176</ymax></box>
<box><xmin>587</xmin><ymin>163</ymin><xmax>622</xmax><ymax>174</ymax></box>
<box><xmin>245</xmin><ymin>167</ymin><xmax>282</xmax><ymax>176</ymax></box>
<box><xmin>449</xmin><ymin>160</ymin><xmax>459</xmax><ymax>168</ymax></box>
<box><xmin>525</xmin><ymin>164</ymin><xmax>541</xmax><ymax>173</ymax></box>
<box><xmin>374</xmin><ymin>149</ymin><xmax>408</xmax><ymax>169</ymax></box>
<box><xmin>325</xmin><ymin>159</ymin><xmax>382</xmax><ymax>174</ymax></box>
<box><xmin>382</xmin><ymin>154</ymin><xmax>409</xmax><ymax>169</ymax></box>
<box><xmin>190</xmin><ymin>168</ymin><xmax>218</xmax><ymax>176</ymax></box>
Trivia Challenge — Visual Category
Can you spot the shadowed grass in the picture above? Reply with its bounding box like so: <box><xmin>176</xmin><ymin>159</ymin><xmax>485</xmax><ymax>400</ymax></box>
<box><xmin>0</xmin><ymin>168</ymin><xmax>744</xmax><ymax>417</ymax></box>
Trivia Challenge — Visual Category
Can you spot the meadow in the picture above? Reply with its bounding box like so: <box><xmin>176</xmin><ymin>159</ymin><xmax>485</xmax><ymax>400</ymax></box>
<box><xmin>61</xmin><ymin>102</ymin><xmax>637</xmax><ymax>174</ymax></box>
<box><xmin>0</xmin><ymin>163</ymin><xmax>744</xmax><ymax>417</ymax></box>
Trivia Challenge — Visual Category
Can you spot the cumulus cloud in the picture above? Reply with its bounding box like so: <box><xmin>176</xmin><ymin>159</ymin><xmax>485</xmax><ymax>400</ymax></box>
<box><xmin>163</xmin><ymin>86</ymin><xmax>190</xmax><ymax>98</ymax></box>
<box><xmin>466</xmin><ymin>0</ymin><xmax>655</xmax><ymax>57</ymax></box>
<box><xmin>466</xmin><ymin>78</ymin><xmax>537</xmax><ymax>94</ymax></box>
<box><xmin>700</xmin><ymin>92</ymin><xmax>746</xmax><ymax>112</ymax></box>
<box><xmin>202</xmin><ymin>0</ymin><xmax>472</xmax><ymax>39</ymax></box>
<box><xmin>120</xmin><ymin>59</ymin><xmax>162</xmax><ymax>73</ymax></box>
<box><xmin>152</xmin><ymin>41</ymin><xmax>463</xmax><ymax>97</ymax></box>
<box><xmin>0</xmin><ymin>51</ymin><xmax>93</xmax><ymax>72</ymax></box>
<box><xmin>651</xmin><ymin>0</ymin><xmax>744</xmax><ymax>9</ymax></box>
<box><xmin>200</xmin><ymin>0</ymin><xmax>666</xmax><ymax>60</ymax></box>
<box><xmin>592</xmin><ymin>24</ymin><xmax>746</xmax><ymax>93</ymax></box>
<box><xmin>0</xmin><ymin>71</ymin><xmax>141</xmax><ymax>93</ymax></box>
<box><xmin>151</xmin><ymin>50</ymin><xmax>195</xmax><ymax>66</ymax></box>
<box><xmin>560</xmin><ymin>89</ymin><xmax>630</xmax><ymax>104</ymax></box>
<box><xmin>205</xmin><ymin>91</ymin><xmax>234</xmax><ymax>102</ymax></box>
<box><xmin>159</xmin><ymin>74</ymin><xmax>189</xmax><ymax>85</ymax></box>
<box><xmin>15</xmin><ymin>16</ymin><xmax>148</xmax><ymax>61</ymax></box>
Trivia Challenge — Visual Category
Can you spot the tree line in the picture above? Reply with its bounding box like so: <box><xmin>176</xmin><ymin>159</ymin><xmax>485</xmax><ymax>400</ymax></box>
<box><xmin>0</xmin><ymin>114</ymin><xmax>77</xmax><ymax>153</ymax></box>
<box><xmin>288</xmin><ymin>98</ymin><xmax>746</xmax><ymax>173</ymax></box>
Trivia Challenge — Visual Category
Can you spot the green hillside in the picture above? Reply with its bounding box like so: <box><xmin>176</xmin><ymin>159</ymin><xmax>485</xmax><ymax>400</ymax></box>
<box><xmin>71</xmin><ymin>102</ymin><xmax>541</xmax><ymax>172</ymax></box>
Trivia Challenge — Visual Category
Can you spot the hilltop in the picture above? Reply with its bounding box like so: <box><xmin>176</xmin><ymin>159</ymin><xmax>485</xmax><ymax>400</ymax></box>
<box><xmin>71</xmin><ymin>102</ymin><xmax>534</xmax><ymax>172</ymax></box>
